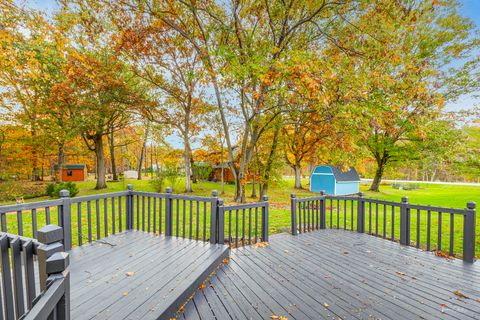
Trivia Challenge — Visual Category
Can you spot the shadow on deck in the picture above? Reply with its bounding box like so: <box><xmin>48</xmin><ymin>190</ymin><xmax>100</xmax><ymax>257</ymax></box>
<box><xmin>69</xmin><ymin>231</ymin><xmax>229</xmax><ymax>320</ymax></box>
<box><xmin>180</xmin><ymin>230</ymin><xmax>480</xmax><ymax>320</ymax></box>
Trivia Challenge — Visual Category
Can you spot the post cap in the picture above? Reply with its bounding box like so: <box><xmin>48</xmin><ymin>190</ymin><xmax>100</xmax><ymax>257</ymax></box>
<box><xmin>290</xmin><ymin>193</ymin><xmax>296</xmax><ymax>198</ymax></box>
<box><xmin>262</xmin><ymin>195</ymin><xmax>268</xmax><ymax>201</ymax></box>
<box><xmin>401</xmin><ymin>196</ymin><xmax>408</xmax><ymax>204</ymax></box>
<box><xmin>165</xmin><ymin>187</ymin><xmax>172</xmax><ymax>193</ymax></box>
<box><xmin>46</xmin><ymin>252</ymin><xmax>70</xmax><ymax>274</ymax></box>
<box><xmin>127</xmin><ymin>184</ymin><xmax>133</xmax><ymax>191</ymax></box>
<box><xmin>320</xmin><ymin>190</ymin><xmax>325</xmax><ymax>195</ymax></box>
<box><xmin>37</xmin><ymin>225</ymin><xmax>63</xmax><ymax>245</ymax></box>
<box><xmin>211</xmin><ymin>190</ymin><xmax>218</xmax><ymax>197</ymax></box>
<box><xmin>59</xmin><ymin>190</ymin><xmax>70</xmax><ymax>198</ymax></box>
<box><xmin>218</xmin><ymin>199</ymin><xmax>224</xmax><ymax>206</ymax></box>
<box><xmin>467</xmin><ymin>202</ymin><xmax>476</xmax><ymax>210</ymax></box>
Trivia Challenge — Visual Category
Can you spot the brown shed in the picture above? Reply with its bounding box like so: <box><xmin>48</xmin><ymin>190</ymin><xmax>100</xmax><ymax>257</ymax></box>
<box><xmin>55</xmin><ymin>164</ymin><xmax>87</xmax><ymax>182</ymax></box>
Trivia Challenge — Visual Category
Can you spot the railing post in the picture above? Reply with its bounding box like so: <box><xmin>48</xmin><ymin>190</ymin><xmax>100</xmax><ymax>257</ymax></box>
<box><xmin>59</xmin><ymin>190</ymin><xmax>72</xmax><ymax>251</ymax></box>
<box><xmin>357</xmin><ymin>192</ymin><xmax>365</xmax><ymax>233</ymax></box>
<box><xmin>126</xmin><ymin>184</ymin><xmax>134</xmax><ymax>230</ymax></box>
<box><xmin>210</xmin><ymin>190</ymin><xmax>218</xmax><ymax>244</ymax></box>
<box><xmin>217</xmin><ymin>199</ymin><xmax>225</xmax><ymax>244</ymax></box>
<box><xmin>320</xmin><ymin>191</ymin><xmax>326</xmax><ymax>229</ymax></box>
<box><xmin>46</xmin><ymin>252</ymin><xmax>70</xmax><ymax>320</ymax></box>
<box><xmin>165</xmin><ymin>187</ymin><xmax>173</xmax><ymax>236</ymax></box>
<box><xmin>400</xmin><ymin>196</ymin><xmax>410</xmax><ymax>246</ymax></box>
<box><xmin>261</xmin><ymin>195</ymin><xmax>269</xmax><ymax>242</ymax></box>
<box><xmin>463</xmin><ymin>202</ymin><xmax>476</xmax><ymax>263</ymax></box>
<box><xmin>37</xmin><ymin>225</ymin><xmax>65</xmax><ymax>291</ymax></box>
<box><xmin>291</xmin><ymin>194</ymin><xmax>297</xmax><ymax>235</ymax></box>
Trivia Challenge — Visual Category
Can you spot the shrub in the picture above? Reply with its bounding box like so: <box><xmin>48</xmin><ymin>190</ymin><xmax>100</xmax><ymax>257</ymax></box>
<box><xmin>149</xmin><ymin>174</ymin><xmax>165</xmax><ymax>192</ymax></box>
<box><xmin>46</xmin><ymin>182</ymin><xmax>79</xmax><ymax>198</ymax></box>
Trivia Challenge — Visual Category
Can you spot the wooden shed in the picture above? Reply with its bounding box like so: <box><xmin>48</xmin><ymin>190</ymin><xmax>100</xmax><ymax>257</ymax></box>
<box><xmin>310</xmin><ymin>165</ymin><xmax>360</xmax><ymax>195</ymax></box>
<box><xmin>55</xmin><ymin>164</ymin><xmax>87</xmax><ymax>182</ymax></box>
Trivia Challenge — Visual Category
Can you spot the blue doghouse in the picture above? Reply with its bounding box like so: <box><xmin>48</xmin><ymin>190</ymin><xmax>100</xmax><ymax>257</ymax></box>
<box><xmin>310</xmin><ymin>165</ymin><xmax>360</xmax><ymax>195</ymax></box>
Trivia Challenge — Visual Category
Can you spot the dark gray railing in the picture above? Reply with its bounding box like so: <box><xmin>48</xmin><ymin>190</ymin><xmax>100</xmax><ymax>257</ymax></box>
<box><xmin>217</xmin><ymin>195</ymin><xmax>269</xmax><ymax>248</ymax></box>
<box><xmin>291</xmin><ymin>192</ymin><xmax>476</xmax><ymax>262</ymax></box>
<box><xmin>1</xmin><ymin>225</ymin><xmax>69</xmax><ymax>320</ymax></box>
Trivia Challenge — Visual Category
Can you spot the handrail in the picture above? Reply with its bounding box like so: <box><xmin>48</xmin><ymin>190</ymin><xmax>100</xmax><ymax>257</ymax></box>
<box><xmin>291</xmin><ymin>193</ymin><xmax>476</xmax><ymax>262</ymax></box>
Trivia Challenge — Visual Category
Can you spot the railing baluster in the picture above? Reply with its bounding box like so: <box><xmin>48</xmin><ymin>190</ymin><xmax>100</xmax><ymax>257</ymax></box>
<box><xmin>368</xmin><ymin>202</ymin><xmax>372</xmax><ymax>234</ymax></box>
<box><xmin>182</xmin><ymin>199</ymin><xmax>186</xmax><ymax>238</ymax></box>
<box><xmin>45</xmin><ymin>207</ymin><xmax>51</xmax><ymax>225</ymax></box>
<box><xmin>104</xmin><ymin>198</ymin><xmax>108</xmax><ymax>237</ymax></box>
<box><xmin>11</xmin><ymin>237</ymin><xmax>25</xmax><ymax>316</ymax></box>
<box><xmin>350</xmin><ymin>200</ymin><xmax>354</xmax><ymax>231</ymax></box>
<box><xmin>22</xmin><ymin>239</ymin><xmax>36</xmax><ymax>309</ymax></box>
<box><xmin>298</xmin><ymin>202</ymin><xmax>302</xmax><ymax>233</ymax></box>
<box><xmin>375</xmin><ymin>203</ymin><xmax>378</xmax><ymax>236</ymax></box>
<box><xmin>437</xmin><ymin>212</ymin><xmax>442</xmax><ymax>251</ymax></box>
<box><xmin>383</xmin><ymin>204</ymin><xmax>386</xmax><ymax>238</ymax></box>
<box><xmin>87</xmin><ymin>201</ymin><xmax>92</xmax><ymax>243</ymax></box>
<box><xmin>242</xmin><ymin>209</ymin><xmax>246</xmax><ymax>243</ymax></box>
<box><xmin>0</xmin><ymin>234</ymin><xmax>15</xmax><ymax>318</ymax></box>
<box><xmin>147</xmin><ymin>196</ymin><xmax>151</xmax><ymax>233</ymax></box>
<box><xmin>136</xmin><ymin>195</ymin><xmax>140</xmax><ymax>230</ymax></box>
<box><xmin>96</xmin><ymin>200</ymin><xmax>100</xmax><ymax>240</ymax></box>
<box><xmin>17</xmin><ymin>210</ymin><xmax>23</xmax><ymax>236</ymax></box>
<box><xmin>189</xmin><ymin>200</ymin><xmax>193</xmax><ymax>239</ymax></box>
<box><xmin>255</xmin><ymin>207</ymin><xmax>258</xmax><ymax>242</ymax></box>
<box><xmin>203</xmin><ymin>201</ymin><xmax>206</xmax><ymax>241</ymax></box>
<box><xmin>235</xmin><ymin>209</ymin><xmax>239</xmax><ymax>248</ymax></box>
<box><xmin>195</xmin><ymin>201</ymin><xmax>200</xmax><ymax>241</ymax></box>
<box><xmin>32</xmin><ymin>208</ymin><xmax>37</xmax><ymax>239</ymax></box>
<box><xmin>176</xmin><ymin>199</ymin><xmax>179</xmax><ymax>237</ymax></box>
<box><xmin>303</xmin><ymin>202</ymin><xmax>306</xmax><ymax>232</ymax></box>
<box><xmin>153</xmin><ymin>197</ymin><xmax>157</xmax><ymax>234</ymax></box>
<box><xmin>329</xmin><ymin>199</ymin><xmax>333</xmax><ymax>229</ymax></box>
<box><xmin>119</xmin><ymin>196</ymin><xmax>123</xmax><ymax>233</ymax></box>
<box><xmin>416</xmin><ymin>209</ymin><xmax>420</xmax><ymax>249</ymax></box>
<box><xmin>112</xmin><ymin>197</ymin><xmax>116</xmax><ymax>235</ymax></box>
<box><xmin>159</xmin><ymin>197</ymin><xmax>163</xmax><ymax>234</ymax></box>
<box><xmin>449</xmin><ymin>213</ymin><xmax>454</xmax><ymax>256</ymax></box>
<box><xmin>391</xmin><ymin>205</ymin><xmax>394</xmax><ymax>241</ymax></box>
<box><xmin>307</xmin><ymin>201</ymin><xmax>311</xmax><ymax>231</ymax></box>
<box><xmin>343</xmin><ymin>200</ymin><xmax>347</xmax><ymax>230</ymax></box>
<box><xmin>248</xmin><ymin>208</ymin><xmax>252</xmax><ymax>245</ymax></box>
<box><xmin>427</xmin><ymin>210</ymin><xmax>431</xmax><ymax>251</ymax></box>
<box><xmin>142</xmin><ymin>196</ymin><xmax>145</xmax><ymax>232</ymax></box>
<box><xmin>77</xmin><ymin>202</ymin><xmax>82</xmax><ymax>246</ymax></box>
<box><xmin>228</xmin><ymin>208</ymin><xmax>232</xmax><ymax>244</ymax></box>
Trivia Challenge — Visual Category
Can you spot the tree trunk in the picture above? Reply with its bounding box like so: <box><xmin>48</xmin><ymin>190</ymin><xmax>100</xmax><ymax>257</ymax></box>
<box><xmin>184</xmin><ymin>138</ymin><xmax>193</xmax><ymax>192</ymax></box>
<box><xmin>56</xmin><ymin>142</ymin><xmax>65</xmax><ymax>183</ymax></box>
<box><xmin>94</xmin><ymin>134</ymin><xmax>107</xmax><ymax>190</ymax></box>
<box><xmin>137</xmin><ymin>123</ymin><xmax>150</xmax><ymax>180</ymax></box>
<box><xmin>294</xmin><ymin>163</ymin><xmax>302</xmax><ymax>189</ymax></box>
<box><xmin>108</xmin><ymin>130</ymin><xmax>118</xmax><ymax>181</ymax></box>
<box><xmin>369</xmin><ymin>156</ymin><xmax>387</xmax><ymax>192</ymax></box>
<box><xmin>260</xmin><ymin>126</ymin><xmax>280</xmax><ymax>198</ymax></box>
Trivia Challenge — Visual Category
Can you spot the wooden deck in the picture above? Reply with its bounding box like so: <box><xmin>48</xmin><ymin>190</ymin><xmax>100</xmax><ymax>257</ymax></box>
<box><xmin>68</xmin><ymin>231</ymin><xmax>229</xmax><ymax>320</ymax></box>
<box><xmin>180</xmin><ymin>230</ymin><xmax>480</xmax><ymax>320</ymax></box>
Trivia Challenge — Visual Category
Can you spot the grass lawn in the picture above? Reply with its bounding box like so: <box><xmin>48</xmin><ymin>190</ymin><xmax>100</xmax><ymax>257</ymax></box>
<box><xmin>1</xmin><ymin>177</ymin><xmax>479</xmax><ymax>257</ymax></box>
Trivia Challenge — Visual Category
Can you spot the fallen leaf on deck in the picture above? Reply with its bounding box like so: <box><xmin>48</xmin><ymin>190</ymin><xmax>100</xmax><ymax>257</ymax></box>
<box><xmin>475</xmin><ymin>299</ymin><xmax>480</xmax><ymax>303</ymax></box>
<box><xmin>255</xmin><ymin>242</ymin><xmax>269</xmax><ymax>248</ymax></box>
<box><xmin>396</xmin><ymin>271</ymin><xmax>406</xmax><ymax>276</ymax></box>
<box><xmin>453</xmin><ymin>291</ymin><xmax>469</xmax><ymax>299</ymax></box>
<box><xmin>270</xmin><ymin>316</ymin><xmax>288</xmax><ymax>320</ymax></box>
<box><xmin>198</xmin><ymin>283</ymin><xmax>206</xmax><ymax>290</ymax></box>
<box><xmin>343</xmin><ymin>251</ymin><xmax>349</xmax><ymax>254</ymax></box>
<box><xmin>122</xmin><ymin>292</ymin><xmax>128</xmax><ymax>296</ymax></box>
<box><xmin>125</xmin><ymin>271</ymin><xmax>135</xmax><ymax>277</ymax></box>
<box><xmin>440</xmin><ymin>303</ymin><xmax>447</xmax><ymax>313</ymax></box>
<box><xmin>435</xmin><ymin>251</ymin><xmax>454</xmax><ymax>260</ymax></box>
<box><xmin>323</xmin><ymin>303</ymin><xmax>330</xmax><ymax>308</ymax></box>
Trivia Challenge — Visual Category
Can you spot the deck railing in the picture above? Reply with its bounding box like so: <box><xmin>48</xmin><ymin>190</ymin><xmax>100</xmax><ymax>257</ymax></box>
<box><xmin>0</xmin><ymin>186</ymin><xmax>264</xmax><ymax>249</ymax></box>
<box><xmin>1</xmin><ymin>225</ymin><xmax>70</xmax><ymax>320</ymax></box>
<box><xmin>291</xmin><ymin>192</ymin><xmax>476</xmax><ymax>262</ymax></box>
<box><xmin>217</xmin><ymin>195</ymin><xmax>269</xmax><ymax>247</ymax></box>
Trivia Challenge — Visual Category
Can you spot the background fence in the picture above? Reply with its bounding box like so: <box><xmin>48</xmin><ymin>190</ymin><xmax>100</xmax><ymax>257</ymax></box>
<box><xmin>291</xmin><ymin>192</ymin><xmax>476</xmax><ymax>262</ymax></box>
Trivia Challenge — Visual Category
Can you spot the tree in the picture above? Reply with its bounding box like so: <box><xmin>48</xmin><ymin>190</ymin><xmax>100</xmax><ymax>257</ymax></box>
<box><xmin>343</xmin><ymin>1</ymin><xmax>479</xmax><ymax>191</ymax></box>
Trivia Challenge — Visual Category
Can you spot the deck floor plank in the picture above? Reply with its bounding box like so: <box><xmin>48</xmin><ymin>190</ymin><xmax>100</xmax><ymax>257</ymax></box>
<box><xmin>182</xmin><ymin>230</ymin><xmax>480</xmax><ymax>320</ymax></box>
<box><xmin>68</xmin><ymin>231</ymin><xmax>229</xmax><ymax>320</ymax></box>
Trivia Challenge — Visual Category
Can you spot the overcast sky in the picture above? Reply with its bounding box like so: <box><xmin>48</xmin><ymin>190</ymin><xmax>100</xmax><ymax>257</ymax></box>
<box><xmin>22</xmin><ymin>0</ymin><xmax>480</xmax><ymax>112</ymax></box>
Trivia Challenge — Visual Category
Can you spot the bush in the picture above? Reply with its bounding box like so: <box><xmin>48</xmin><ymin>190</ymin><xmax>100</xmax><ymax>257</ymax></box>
<box><xmin>149</xmin><ymin>174</ymin><xmax>165</xmax><ymax>193</ymax></box>
<box><xmin>46</xmin><ymin>182</ymin><xmax>79</xmax><ymax>198</ymax></box>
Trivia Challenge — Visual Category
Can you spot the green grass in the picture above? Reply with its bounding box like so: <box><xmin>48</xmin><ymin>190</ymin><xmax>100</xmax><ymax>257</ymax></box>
<box><xmin>1</xmin><ymin>178</ymin><xmax>479</xmax><ymax>257</ymax></box>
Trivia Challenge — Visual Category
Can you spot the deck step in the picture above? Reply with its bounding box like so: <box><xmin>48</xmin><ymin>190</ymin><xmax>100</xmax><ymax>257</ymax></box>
<box><xmin>68</xmin><ymin>232</ymin><xmax>230</xmax><ymax>320</ymax></box>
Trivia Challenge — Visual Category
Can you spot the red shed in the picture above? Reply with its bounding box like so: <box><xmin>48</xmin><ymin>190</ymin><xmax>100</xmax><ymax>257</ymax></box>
<box><xmin>55</xmin><ymin>164</ymin><xmax>87</xmax><ymax>182</ymax></box>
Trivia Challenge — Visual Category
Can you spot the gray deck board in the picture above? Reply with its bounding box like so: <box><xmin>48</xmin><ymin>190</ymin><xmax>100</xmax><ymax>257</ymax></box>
<box><xmin>181</xmin><ymin>230</ymin><xmax>480</xmax><ymax>320</ymax></box>
<box><xmin>68</xmin><ymin>231</ymin><xmax>229</xmax><ymax>320</ymax></box>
